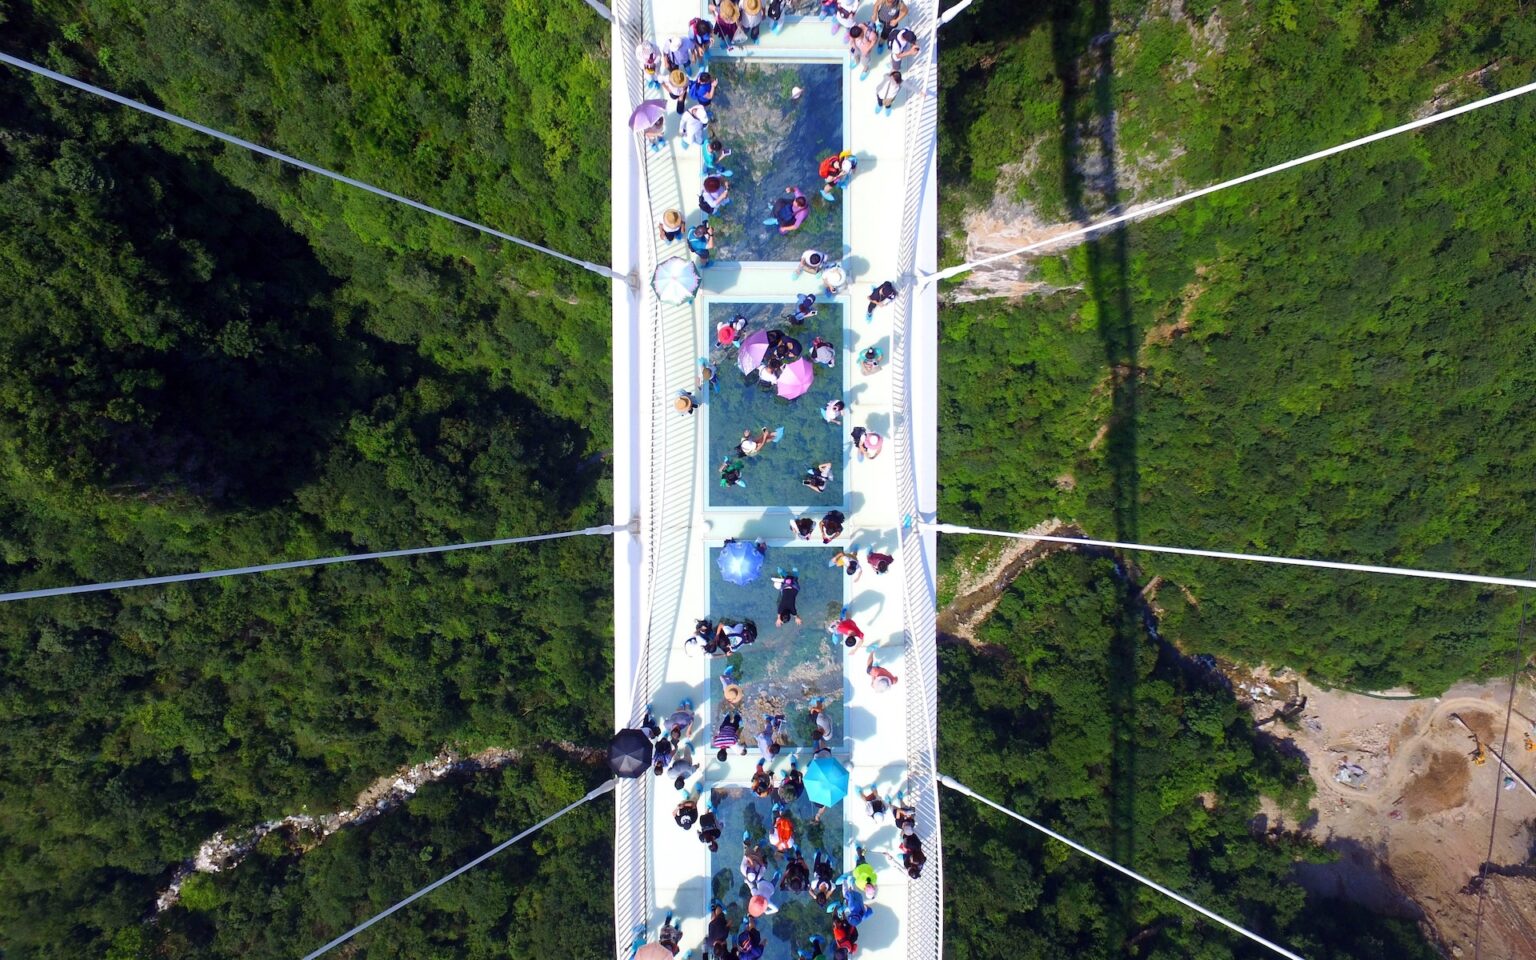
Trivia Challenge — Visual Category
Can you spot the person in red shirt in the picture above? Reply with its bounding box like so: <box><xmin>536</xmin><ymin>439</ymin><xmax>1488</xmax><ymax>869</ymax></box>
<box><xmin>832</xmin><ymin>913</ymin><xmax>859</xmax><ymax>954</ymax></box>
<box><xmin>772</xmin><ymin>802</ymin><xmax>795</xmax><ymax>850</ymax></box>
<box><xmin>830</xmin><ymin>606</ymin><xmax>866</xmax><ymax>652</ymax></box>
<box><xmin>818</xmin><ymin>150</ymin><xmax>857</xmax><ymax>201</ymax></box>
<box><xmin>866</xmin><ymin>652</ymin><xmax>898</xmax><ymax>691</ymax></box>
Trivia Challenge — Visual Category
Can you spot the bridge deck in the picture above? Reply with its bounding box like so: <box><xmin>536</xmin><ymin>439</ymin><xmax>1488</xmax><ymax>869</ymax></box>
<box><xmin>611</xmin><ymin>2</ymin><xmax>941</xmax><ymax>957</ymax></box>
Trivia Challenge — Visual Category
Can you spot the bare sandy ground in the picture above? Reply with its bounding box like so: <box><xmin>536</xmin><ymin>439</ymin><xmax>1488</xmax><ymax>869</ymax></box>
<box><xmin>1238</xmin><ymin>667</ymin><xmax>1536</xmax><ymax>958</ymax></box>
<box><xmin>939</xmin><ymin>541</ymin><xmax>1536</xmax><ymax>957</ymax></box>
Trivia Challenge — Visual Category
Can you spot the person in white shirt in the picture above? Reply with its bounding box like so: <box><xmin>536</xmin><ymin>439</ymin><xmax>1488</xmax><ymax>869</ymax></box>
<box><xmin>875</xmin><ymin>70</ymin><xmax>903</xmax><ymax>115</ymax></box>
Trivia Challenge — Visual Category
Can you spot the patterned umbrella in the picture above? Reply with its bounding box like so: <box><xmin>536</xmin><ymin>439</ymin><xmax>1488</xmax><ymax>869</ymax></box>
<box><xmin>652</xmin><ymin>256</ymin><xmax>700</xmax><ymax>304</ymax></box>
<box><xmin>737</xmin><ymin>330</ymin><xmax>771</xmax><ymax>374</ymax></box>
<box><xmin>805</xmin><ymin>754</ymin><xmax>849</xmax><ymax>807</ymax></box>
<box><xmin>775</xmin><ymin>358</ymin><xmax>815</xmax><ymax>400</ymax></box>
<box><xmin>717</xmin><ymin>539</ymin><xmax>765</xmax><ymax>586</ymax></box>
<box><xmin>608</xmin><ymin>728</ymin><xmax>654</xmax><ymax>778</ymax></box>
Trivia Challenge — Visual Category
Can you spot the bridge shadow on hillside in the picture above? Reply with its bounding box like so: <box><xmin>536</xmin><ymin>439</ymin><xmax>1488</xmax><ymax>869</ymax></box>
<box><xmin>1053</xmin><ymin>0</ymin><xmax>1144</xmax><ymax>948</ymax></box>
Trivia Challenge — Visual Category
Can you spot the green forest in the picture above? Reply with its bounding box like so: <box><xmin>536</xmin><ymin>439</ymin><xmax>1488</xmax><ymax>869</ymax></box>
<box><xmin>940</xmin><ymin>552</ymin><xmax>1437</xmax><ymax>960</ymax></box>
<box><xmin>937</xmin><ymin>0</ymin><xmax>1536</xmax><ymax>692</ymax></box>
<box><xmin>0</xmin><ymin>0</ymin><xmax>615</xmax><ymax>956</ymax></box>
<box><xmin>0</xmin><ymin>0</ymin><xmax>1524</xmax><ymax>957</ymax></box>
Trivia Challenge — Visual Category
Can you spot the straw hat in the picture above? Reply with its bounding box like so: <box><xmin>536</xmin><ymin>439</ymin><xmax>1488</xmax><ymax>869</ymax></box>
<box><xmin>669</xmin><ymin>68</ymin><xmax>687</xmax><ymax>87</ymax></box>
<box><xmin>719</xmin><ymin>0</ymin><xmax>740</xmax><ymax>22</ymax></box>
<box><xmin>673</xmin><ymin>395</ymin><xmax>693</xmax><ymax>413</ymax></box>
<box><xmin>662</xmin><ymin>208</ymin><xmax>683</xmax><ymax>229</ymax></box>
<box><xmin>743</xmin><ymin>0</ymin><xmax>763</xmax><ymax>13</ymax></box>
<box><xmin>722</xmin><ymin>683</ymin><xmax>743</xmax><ymax>704</ymax></box>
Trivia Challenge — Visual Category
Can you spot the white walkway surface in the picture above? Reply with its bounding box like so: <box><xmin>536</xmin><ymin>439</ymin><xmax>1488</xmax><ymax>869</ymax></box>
<box><xmin>611</xmin><ymin>2</ymin><xmax>941</xmax><ymax>957</ymax></box>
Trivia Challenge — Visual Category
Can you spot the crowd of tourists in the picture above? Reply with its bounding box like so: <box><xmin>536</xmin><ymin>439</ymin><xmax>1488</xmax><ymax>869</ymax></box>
<box><xmin>634</xmin><ymin>3</ymin><xmax>930</xmax><ymax>956</ymax></box>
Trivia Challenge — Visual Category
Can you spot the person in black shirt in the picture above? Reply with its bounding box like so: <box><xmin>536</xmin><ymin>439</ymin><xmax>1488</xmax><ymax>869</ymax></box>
<box><xmin>866</xmin><ymin>279</ymin><xmax>898</xmax><ymax>318</ymax></box>
<box><xmin>674</xmin><ymin>791</ymin><xmax>699</xmax><ymax>830</ymax></box>
<box><xmin>706</xmin><ymin>899</ymin><xmax>731</xmax><ymax>951</ymax></box>
<box><xmin>774</xmin><ymin>570</ymin><xmax>802</xmax><ymax>626</ymax></box>
<box><xmin>698</xmin><ymin>804</ymin><xmax>722</xmax><ymax>851</ymax></box>
<box><xmin>778</xmin><ymin>756</ymin><xmax>804</xmax><ymax>803</ymax></box>
<box><xmin>810</xmin><ymin>848</ymin><xmax>836</xmax><ymax>906</ymax></box>
<box><xmin>783</xmin><ymin>845</ymin><xmax>811</xmax><ymax>894</ymax></box>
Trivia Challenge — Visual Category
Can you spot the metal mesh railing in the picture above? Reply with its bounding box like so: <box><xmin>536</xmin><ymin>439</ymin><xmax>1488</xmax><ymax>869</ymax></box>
<box><xmin>612</xmin><ymin>0</ymin><xmax>704</xmax><ymax>954</ymax></box>
<box><xmin>612</xmin><ymin>0</ymin><xmax>659</xmax><ymax>953</ymax></box>
<box><xmin>612</xmin><ymin>3</ymin><xmax>943</xmax><ymax>954</ymax></box>
<box><xmin>887</xmin><ymin>6</ymin><xmax>945</xmax><ymax>960</ymax></box>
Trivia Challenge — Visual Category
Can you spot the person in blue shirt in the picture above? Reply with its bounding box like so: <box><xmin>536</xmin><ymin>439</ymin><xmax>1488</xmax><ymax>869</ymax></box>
<box><xmin>736</xmin><ymin>918</ymin><xmax>765</xmax><ymax>960</ymax></box>
<box><xmin>689</xmin><ymin>71</ymin><xmax>718</xmax><ymax>109</ymax></box>
<box><xmin>704</xmin><ymin>137</ymin><xmax>734</xmax><ymax>178</ymax></box>
<box><xmin>688</xmin><ymin>220</ymin><xmax>715</xmax><ymax>267</ymax></box>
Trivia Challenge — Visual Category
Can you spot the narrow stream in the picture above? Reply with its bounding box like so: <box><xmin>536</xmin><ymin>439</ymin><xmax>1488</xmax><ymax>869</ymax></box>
<box><xmin>152</xmin><ymin>741</ymin><xmax>600</xmax><ymax>915</ymax></box>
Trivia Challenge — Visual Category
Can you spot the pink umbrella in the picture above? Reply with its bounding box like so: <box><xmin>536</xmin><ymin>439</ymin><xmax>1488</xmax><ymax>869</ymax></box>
<box><xmin>776</xmin><ymin>358</ymin><xmax>815</xmax><ymax>399</ymax></box>
<box><xmin>628</xmin><ymin>99</ymin><xmax>668</xmax><ymax>131</ymax></box>
<box><xmin>737</xmin><ymin>330</ymin><xmax>771</xmax><ymax>374</ymax></box>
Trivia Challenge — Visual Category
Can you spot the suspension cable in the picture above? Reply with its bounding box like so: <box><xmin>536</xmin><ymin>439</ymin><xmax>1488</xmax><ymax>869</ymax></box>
<box><xmin>937</xmin><ymin>774</ymin><xmax>1306</xmax><ymax>960</ymax></box>
<box><xmin>927</xmin><ymin>522</ymin><xmax>1536</xmax><ymax>592</ymax></box>
<box><xmin>1471</xmin><ymin>527</ymin><xmax>1536</xmax><ymax>959</ymax></box>
<box><xmin>0</xmin><ymin>525</ymin><xmax>621</xmax><ymax>603</ymax></box>
<box><xmin>920</xmin><ymin>78</ymin><xmax>1536</xmax><ymax>286</ymax></box>
<box><xmin>0</xmin><ymin>52</ymin><xmax>629</xmax><ymax>283</ymax></box>
<box><xmin>301</xmin><ymin>778</ymin><xmax>616</xmax><ymax>960</ymax></box>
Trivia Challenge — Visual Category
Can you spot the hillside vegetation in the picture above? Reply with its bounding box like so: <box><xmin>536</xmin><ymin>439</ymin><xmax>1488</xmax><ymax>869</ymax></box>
<box><xmin>938</xmin><ymin>0</ymin><xmax>1536</xmax><ymax>692</ymax></box>
<box><xmin>940</xmin><ymin>552</ymin><xmax>1439</xmax><ymax>960</ymax></box>
<box><xmin>0</xmin><ymin>0</ymin><xmax>1518</xmax><ymax>957</ymax></box>
<box><xmin>0</xmin><ymin>2</ymin><xmax>614</xmax><ymax>956</ymax></box>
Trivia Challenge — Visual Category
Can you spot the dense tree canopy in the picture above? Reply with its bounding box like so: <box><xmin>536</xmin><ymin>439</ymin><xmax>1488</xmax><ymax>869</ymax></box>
<box><xmin>940</xmin><ymin>552</ymin><xmax>1438</xmax><ymax>959</ymax></box>
<box><xmin>937</xmin><ymin>0</ymin><xmax>1536</xmax><ymax>691</ymax></box>
<box><xmin>0</xmin><ymin>0</ymin><xmax>1513</xmax><ymax>956</ymax></box>
<box><xmin>151</xmin><ymin>754</ymin><xmax>611</xmax><ymax>960</ymax></box>
<box><xmin>0</xmin><ymin>2</ymin><xmax>615</xmax><ymax>956</ymax></box>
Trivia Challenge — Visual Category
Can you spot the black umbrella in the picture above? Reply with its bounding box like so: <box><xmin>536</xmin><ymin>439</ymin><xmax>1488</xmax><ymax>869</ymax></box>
<box><xmin>609</xmin><ymin>728</ymin><xmax>654</xmax><ymax>778</ymax></box>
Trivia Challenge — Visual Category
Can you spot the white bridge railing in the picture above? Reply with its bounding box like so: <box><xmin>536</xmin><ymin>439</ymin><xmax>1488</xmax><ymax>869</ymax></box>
<box><xmin>612</xmin><ymin>0</ymin><xmax>681</xmax><ymax>951</ymax></box>
<box><xmin>888</xmin><ymin>5</ymin><xmax>944</xmax><ymax>959</ymax></box>
<box><xmin>610</xmin><ymin>2</ymin><xmax>944</xmax><ymax>955</ymax></box>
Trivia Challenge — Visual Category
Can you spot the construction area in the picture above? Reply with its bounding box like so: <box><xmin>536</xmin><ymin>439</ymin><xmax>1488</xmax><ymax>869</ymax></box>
<box><xmin>1233</xmin><ymin>667</ymin><xmax>1536</xmax><ymax>958</ymax></box>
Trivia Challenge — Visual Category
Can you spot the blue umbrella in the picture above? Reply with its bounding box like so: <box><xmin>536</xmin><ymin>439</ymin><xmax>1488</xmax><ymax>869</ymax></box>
<box><xmin>717</xmin><ymin>540</ymin><xmax>764</xmax><ymax>586</ymax></box>
<box><xmin>804</xmin><ymin>754</ymin><xmax>849</xmax><ymax>808</ymax></box>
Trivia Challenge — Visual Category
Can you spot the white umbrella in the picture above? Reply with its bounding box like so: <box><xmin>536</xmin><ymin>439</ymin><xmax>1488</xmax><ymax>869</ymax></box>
<box><xmin>652</xmin><ymin>256</ymin><xmax>701</xmax><ymax>304</ymax></box>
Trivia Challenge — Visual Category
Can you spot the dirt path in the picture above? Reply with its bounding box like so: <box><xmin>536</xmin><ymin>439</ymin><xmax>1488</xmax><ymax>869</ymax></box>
<box><xmin>152</xmin><ymin>740</ymin><xmax>601</xmax><ymax>915</ymax></box>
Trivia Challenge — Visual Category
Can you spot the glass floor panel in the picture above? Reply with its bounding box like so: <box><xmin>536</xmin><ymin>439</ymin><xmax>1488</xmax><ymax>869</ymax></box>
<box><xmin>708</xmin><ymin>784</ymin><xmax>846</xmax><ymax>955</ymax></box>
<box><xmin>707</xmin><ymin>60</ymin><xmax>844</xmax><ymax>262</ymax></box>
<box><xmin>709</xmin><ymin>544</ymin><xmax>845</xmax><ymax>746</ymax></box>
<box><xmin>707</xmin><ymin>301</ymin><xmax>846</xmax><ymax>508</ymax></box>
